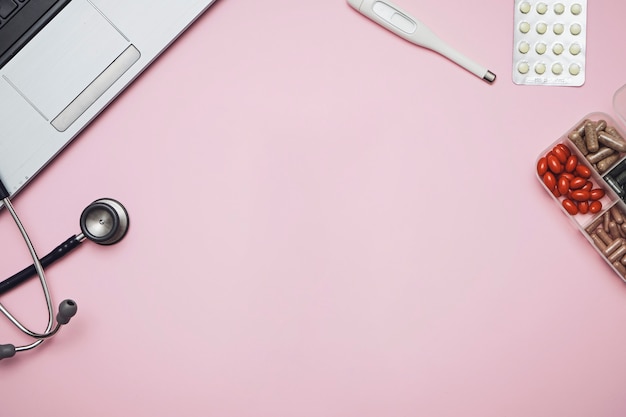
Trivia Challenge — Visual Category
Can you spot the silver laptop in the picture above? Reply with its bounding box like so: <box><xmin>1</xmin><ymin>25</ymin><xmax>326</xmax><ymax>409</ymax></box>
<box><xmin>0</xmin><ymin>0</ymin><xmax>217</xmax><ymax>196</ymax></box>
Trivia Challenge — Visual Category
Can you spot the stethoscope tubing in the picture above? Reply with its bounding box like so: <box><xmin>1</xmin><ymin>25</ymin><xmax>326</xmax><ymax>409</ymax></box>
<box><xmin>0</xmin><ymin>234</ymin><xmax>84</xmax><ymax>296</ymax></box>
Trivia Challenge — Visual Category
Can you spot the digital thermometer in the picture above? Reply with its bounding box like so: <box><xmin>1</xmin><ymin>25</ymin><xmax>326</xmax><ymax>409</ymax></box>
<box><xmin>347</xmin><ymin>0</ymin><xmax>496</xmax><ymax>84</ymax></box>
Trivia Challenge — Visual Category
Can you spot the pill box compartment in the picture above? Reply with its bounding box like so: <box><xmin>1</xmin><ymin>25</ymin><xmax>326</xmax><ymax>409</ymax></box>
<box><xmin>536</xmin><ymin>111</ymin><xmax>626</xmax><ymax>281</ymax></box>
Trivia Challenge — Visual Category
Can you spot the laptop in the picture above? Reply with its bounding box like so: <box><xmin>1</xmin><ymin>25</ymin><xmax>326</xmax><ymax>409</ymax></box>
<box><xmin>0</xmin><ymin>0</ymin><xmax>217</xmax><ymax>196</ymax></box>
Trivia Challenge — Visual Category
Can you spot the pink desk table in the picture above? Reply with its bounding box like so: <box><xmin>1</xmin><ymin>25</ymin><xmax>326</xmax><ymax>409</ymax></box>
<box><xmin>2</xmin><ymin>1</ymin><xmax>626</xmax><ymax>416</ymax></box>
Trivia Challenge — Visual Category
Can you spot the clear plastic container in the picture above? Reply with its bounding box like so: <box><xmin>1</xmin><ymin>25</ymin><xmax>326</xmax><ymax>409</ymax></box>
<box><xmin>536</xmin><ymin>87</ymin><xmax>626</xmax><ymax>281</ymax></box>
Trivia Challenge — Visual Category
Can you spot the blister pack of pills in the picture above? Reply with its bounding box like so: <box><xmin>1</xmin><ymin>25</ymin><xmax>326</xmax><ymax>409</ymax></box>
<box><xmin>513</xmin><ymin>0</ymin><xmax>587</xmax><ymax>86</ymax></box>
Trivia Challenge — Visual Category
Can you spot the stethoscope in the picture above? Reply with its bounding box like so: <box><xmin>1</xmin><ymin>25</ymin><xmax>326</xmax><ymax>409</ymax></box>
<box><xmin>0</xmin><ymin>177</ymin><xmax>129</xmax><ymax>360</ymax></box>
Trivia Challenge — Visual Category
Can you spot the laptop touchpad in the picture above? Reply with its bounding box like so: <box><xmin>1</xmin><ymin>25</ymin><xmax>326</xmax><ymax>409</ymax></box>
<box><xmin>3</xmin><ymin>0</ymin><xmax>139</xmax><ymax>131</ymax></box>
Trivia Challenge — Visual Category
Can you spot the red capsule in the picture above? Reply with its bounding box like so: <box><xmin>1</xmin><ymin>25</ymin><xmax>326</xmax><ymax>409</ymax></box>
<box><xmin>590</xmin><ymin>188</ymin><xmax>605</xmax><ymax>200</ymax></box>
<box><xmin>556</xmin><ymin>143</ymin><xmax>571</xmax><ymax>157</ymax></box>
<box><xmin>582</xmin><ymin>181</ymin><xmax>593</xmax><ymax>192</ymax></box>
<box><xmin>557</xmin><ymin>176</ymin><xmax>570</xmax><ymax>195</ymax></box>
<box><xmin>579</xmin><ymin>201</ymin><xmax>589</xmax><ymax>214</ymax></box>
<box><xmin>553</xmin><ymin>146</ymin><xmax>568</xmax><ymax>163</ymax></box>
<box><xmin>563</xmin><ymin>199</ymin><xmax>578</xmax><ymax>215</ymax></box>
<box><xmin>575</xmin><ymin>164</ymin><xmax>591</xmax><ymax>178</ymax></box>
<box><xmin>569</xmin><ymin>177</ymin><xmax>587</xmax><ymax>189</ymax></box>
<box><xmin>589</xmin><ymin>201</ymin><xmax>603</xmax><ymax>213</ymax></box>
<box><xmin>537</xmin><ymin>157</ymin><xmax>548</xmax><ymax>176</ymax></box>
<box><xmin>571</xmin><ymin>190</ymin><xmax>591</xmax><ymax>201</ymax></box>
<box><xmin>547</xmin><ymin>154</ymin><xmax>564</xmax><ymax>173</ymax></box>
<box><xmin>565</xmin><ymin>155</ymin><xmax>578</xmax><ymax>172</ymax></box>
<box><xmin>560</xmin><ymin>172</ymin><xmax>575</xmax><ymax>181</ymax></box>
<box><xmin>543</xmin><ymin>172</ymin><xmax>557</xmax><ymax>190</ymax></box>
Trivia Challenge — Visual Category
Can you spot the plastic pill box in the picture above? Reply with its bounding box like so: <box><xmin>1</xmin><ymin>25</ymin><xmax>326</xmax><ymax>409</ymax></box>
<box><xmin>536</xmin><ymin>85</ymin><xmax>626</xmax><ymax>282</ymax></box>
<box><xmin>513</xmin><ymin>0</ymin><xmax>587</xmax><ymax>86</ymax></box>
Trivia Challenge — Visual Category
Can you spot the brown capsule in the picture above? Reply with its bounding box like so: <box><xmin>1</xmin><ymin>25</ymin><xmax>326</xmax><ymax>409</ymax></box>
<box><xmin>585</xmin><ymin>121</ymin><xmax>600</xmax><ymax>152</ymax></box>
<box><xmin>604</xmin><ymin>238</ymin><xmax>623</xmax><ymax>256</ymax></box>
<box><xmin>591</xmin><ymin>233</ymin><xmax>608</xmax><ymax>251</ymax></box>
<box><xmin>597</xmin><ymin>227</ymin><xmax>613</xmax><ymax>245</ymax></box>
<box><xmin>611</xmin><ymin>206</ymin><xmax>624</xmax><ymax>224</ymax></box>
<box><xmin>595</xmin><ymin>120</ymin><xmax>608</xmax><ymax>133</ymax></box>
<box><xmin>598</xmin><ymin>131</ymin><xmax>626</xmax><ymax>152</ymax></box>
<box><xmin>609</xmin><ymin>222</ymin><xmax>621</xmax><ymax>240</ymax></box>
<box><xmin>597</xmin><ymin>154</ymin><xmax>621</xmax><ymax>173</ymax></box>
<box><xmin>606</xmin><ymin>126</ymin><xmax>626</xmax><ymax>142</ymax></box>
<box><xmin>613</xmin><ymin>261</ymin><xmax>626</xmax><ymax>275</ymax></box>
<box><xmin>568</xmin><ymin>131</ymin><xmax>589</xmax><ymax>155</ymax></box>
<box><xmin>609</xmin><ymin>245</ymin><xmax>626</xmax><ymax>262</ymax></box>
<box><xmin>574</xmin><ymin>119</ymin><xmax>590</xmax><ymax>136</ymax></box>
<box><xmin>587</xmin><ymin>147</ymin><xmax>615</xmax><ymax>164</ymax></box>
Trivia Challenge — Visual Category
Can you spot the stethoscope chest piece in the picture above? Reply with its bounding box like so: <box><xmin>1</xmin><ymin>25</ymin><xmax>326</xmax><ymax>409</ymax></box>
<box><xmin>79</xmin><ymin>198</ymin><xmax>130</xmax><ymax>245</ymax></box>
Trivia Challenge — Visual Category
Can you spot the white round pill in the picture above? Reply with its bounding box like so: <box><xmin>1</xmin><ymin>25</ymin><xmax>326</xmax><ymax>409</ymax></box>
<box><xmin>552</xmin><ymin>63</ymin><xmax>563</xmax><ymax>75</ymax></box>
<box><xmin>571</xmin><ymin>3</ymin><xmax>582</xmax><ymax>15</ymax></box>
<box><xmin>520</xmin><ymin>2</ymin><xmax>531</xmax><ymax>13</ymax></box>
<box><xmin>569</xmin><ymin>63</ymin><xmax>581</xmax><ymax>75</ymax></box>
<box><xmin>535</xmin><ymin>63</ymin><xmax>546</xmax><ymax>75</ymax></box>
<box><xmin>569</xmin><ymin>43</ymin><xmax>581</xmax><ymax>55</ymax></box>
<box><xmin>518</xmin><ymin>62</ymin><xmax>530</xmax><ymax>74</ymax></box>
<box><xmin>518</xmin><ymin>41</ymin><xmax>530</xmax><ymax>54</ymax></box>
<box><xmin>554</xmin><ymin>3</ymin><xmax>565</xmax><ymax>14</ymax></box>
<box><xmin>536</xmin><ymin>2</ymin><xmax>548</xmax><ymax>14</ymax></box>
<box><xmin>552</xmin><ymin>43</ymin><xmax>564</xmax><ymax>55</ymax></box>
<box><xmin>536</xmin><ymin>22</ymin><xmax>548</xmax><ymax>34</ymax></box>
<box><xmin>570</xmin><ymin>23</ymin><xmax>582</xmax><ymax>35</ymax></box>
<box><xmin>553</xmin><ymin>23</ymin><xmax>564</xmax><ymax>35</ymax></box>
<box><xmin>535</xmin><ymin>42</ymin><xmax>547</xmax><ymax>54</ymax></box>
<box><xmin>519</xmin><ymin>21</ymin><xmax>531</xmax><ymax>33</ymax></box>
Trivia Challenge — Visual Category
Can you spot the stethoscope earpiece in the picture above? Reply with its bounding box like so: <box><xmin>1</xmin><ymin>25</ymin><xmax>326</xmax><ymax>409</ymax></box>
<box><xmin>79</xmin><ymin>198</ymin><xmax>130</xmax><ymax>245</ymax></box>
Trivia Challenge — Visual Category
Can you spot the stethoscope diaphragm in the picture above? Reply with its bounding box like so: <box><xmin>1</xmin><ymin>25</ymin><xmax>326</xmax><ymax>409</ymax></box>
<box><xmin>79</xmin><ymin>198</ymin><xmax>129</xmax><ymax>245</ymax></box>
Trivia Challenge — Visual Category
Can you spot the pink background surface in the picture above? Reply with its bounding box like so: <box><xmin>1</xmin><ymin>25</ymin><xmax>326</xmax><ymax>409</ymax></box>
<box><xmin>2</xmin><ymin>0</ymin><xmax>626</xmax><ymax>415</ymax></box>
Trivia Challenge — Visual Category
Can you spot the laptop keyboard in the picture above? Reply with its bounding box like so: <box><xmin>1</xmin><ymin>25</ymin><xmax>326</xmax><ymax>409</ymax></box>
<box><xmin>0</xmin><ymin>0</ymin><xmax>28</xmax><ymax>22</ymax></box>
<box><xmin>0</xmin><ymin>0</ymin><xmax>71</xmax><ymax>69</ymax></box>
